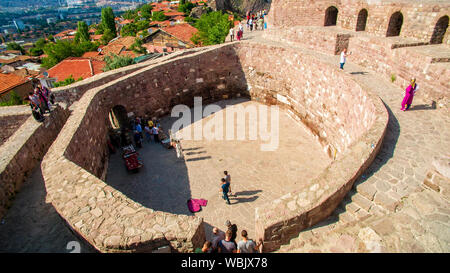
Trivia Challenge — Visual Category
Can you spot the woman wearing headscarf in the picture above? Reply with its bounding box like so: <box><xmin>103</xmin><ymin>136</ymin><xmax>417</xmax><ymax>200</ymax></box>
<box><xmin>401</xmin><ymin>78</ymin><xmax>419</xmax><ymax>111</ymax></box>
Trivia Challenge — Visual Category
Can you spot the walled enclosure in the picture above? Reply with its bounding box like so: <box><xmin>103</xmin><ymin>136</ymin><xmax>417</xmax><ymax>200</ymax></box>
<box><xmin>40</xmin><ymin>39</ymin><xmax>387</xmax><ymax>252</ymax></box>
<box><xmin>265</xmin><ymin>0</ymin><xmax>450</xmax><ymax>105</ymax></box>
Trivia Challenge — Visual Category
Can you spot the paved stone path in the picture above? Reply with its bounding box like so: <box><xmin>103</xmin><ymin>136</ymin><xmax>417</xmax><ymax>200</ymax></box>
<box><xmin>0</xmin><ymin>165</ymin><xmax>95</xmax><ymax>253</ymax></box>
<box><xmin>107</xmin><ymin>99</ymin><xmax>331</xmax><ymax>243</ymax></box>
<box><xmin>243</xmin><ymin>28</ymin><xmax>450</xmax><ymax>252</ymax></box>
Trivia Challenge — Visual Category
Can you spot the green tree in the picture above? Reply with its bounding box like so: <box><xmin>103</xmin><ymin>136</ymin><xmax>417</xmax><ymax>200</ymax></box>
<box><xmin>178</xmin><ymin>1</ymin><xmax>195</xmax><ymax>15</ymax></box>
<box><xmin>29</xmin><ymin>47</ymin><xmax>44</xmax><ymax>56</ymax></box>
<box><xmin>152</xmin><ymin>11</ymin><xmax>168</xmax><ymax>22</ymax></box>
<box><xmin>136</xmin><ymin>20</ymin><xmax>150</xmax><ymax>32</ymax></box>
<box><xmin>6</xmin><ymin>42</ymin><xmax>25</xmax><ymax>54</ymax></box>
<box><xmin>120</xmin><ymin>23</ymin><xmax>138</xmax><ymax>37</ymax></box>
<box><xmin>193</xmin><ymin>11</ymin><xmax>232</xmax><ymax>45</ymax></box>
<box><xmin>103</xmin><ymin>54</ymin><xmax>136</xmax><ymax>72</ymax></box>
<box><xmin>75</xmin><ymin>21</ymin><xmax>90</xmax><ymax>43</ymax></box>
<box><xmin>53</xmin><ymin>75</ymin><xmax>84</xmax><ymax>87</ymax></box>
<box><xmin>130</xmin><ymin>38</ymin><xmax>147</xmax><ymax>54</ymax></box>
<box><xmin>123</xmin><ymin>9</ymin><xmax>139</xmax><ymax>20</ymax></box>
<box><xmin>101</xmin><ymin>28</ymin><xmax>115</xmax><ymax>45</ymax></box>
<box><xmin>35</xmin><ymin>38</ymin><xmax>47</xmax><ymax>49</ymax></box>
<box><xmin>139</xmin><ymin>4</ymin><xmax>153</xmax><ymax>20</ymax></box>
<box><xmin>101</xmin><ymin>7</ymin><xmax>117</xmax><ymax>38</ymax></box>
<box><xmin>0</xmin><ymin>91</ymin><xmax>25</xmax><ymax>106</ymax></box>
<box><xmin>47</xmin><ymin>35</ymin><xmax>55</xmax><ymax>42</ymax></box>
<box><xmin>95</xmin><ymin>23</ymin><xmax>104</xmax><ymax>34</ymax></box>
<box><xmin>41</xmin><ymin>40</ymin><xmax>99</xmax><ymax>69</ymax></box>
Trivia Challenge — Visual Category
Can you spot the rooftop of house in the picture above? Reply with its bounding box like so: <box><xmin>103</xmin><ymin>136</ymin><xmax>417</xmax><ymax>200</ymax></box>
<box><xmin>46</xmin><ymin>57</ymin><xmax>105</xmax><ymax>82</ymax></box>
<box><xmin>108</xmin><ymin>36</ymin><xmax>137</xmax><ymax>49</ymax></box>
<box><xmin>162</xmin><ymin>23</ymin><xmax>198</xmax><ymax>45</ymax></box>
<box><xmin>0</xmin><ymin>72</ymin><xmax>30</xmax><ymax>95</ymax></box>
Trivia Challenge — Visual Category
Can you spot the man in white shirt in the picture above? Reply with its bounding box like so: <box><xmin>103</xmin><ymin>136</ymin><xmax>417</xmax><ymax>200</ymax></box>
<box><xmin>340</xmin><ymin>48</ymin><xmax>352</xmax><ymax>70</ymax></box>
<box><xmin>229</xmin><ymin>28</ymin><xmax>235</xmax><ymax>42</ymax></box>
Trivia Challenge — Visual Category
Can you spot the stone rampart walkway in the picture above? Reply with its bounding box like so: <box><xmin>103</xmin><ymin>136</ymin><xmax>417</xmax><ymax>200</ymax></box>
<box><xmin>240</xmin><ymin>28</ymin><xmax>449</xmax><ymax>252</ymax></box>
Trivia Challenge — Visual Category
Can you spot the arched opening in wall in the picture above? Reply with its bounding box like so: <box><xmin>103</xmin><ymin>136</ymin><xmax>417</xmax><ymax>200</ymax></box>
<box><xmin>109</xmin><ymin>105</ymin><xmax>129</xmax><ymax>130</ymax></box>
<box><xmin>430</xmin><ymin>15</ymin><xmax>449</xmax><ymax>44</ymax></box>
<box><xmin>324</xmin><ymin>6</ymin><xmax>338</xmax><ymax>26</ymax></box>
<box><xmin>356</xmin><ymin>9</ymin><xmax>368</xmax><ymax>31</ymax></box>
<box><xmin>386</xmin><ymin>11</ymin><xmax>403</xmax><ymax>37</ymax></box>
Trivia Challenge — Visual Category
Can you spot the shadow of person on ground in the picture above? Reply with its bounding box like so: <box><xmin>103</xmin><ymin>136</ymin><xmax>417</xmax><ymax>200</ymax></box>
<box><xmin>234</xmin><ymin>190</ymin><xmax>262</xmax><ymax>196</ymax></box>
<box><xmin>408</xmin><ymin>101</ymin><xmax>436</xmax><ymax>111</ymax></box>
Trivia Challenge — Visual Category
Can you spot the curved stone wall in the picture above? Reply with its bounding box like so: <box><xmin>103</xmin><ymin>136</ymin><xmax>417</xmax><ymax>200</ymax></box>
<box><xmin>233</xmin><ymin>41</ymin><xmax>388</xmax><ymax>251</ymax></box>
<box><xmin>41</xmin><ymin>41</ymin><xmax>387</xmax><ymax>252</ymax></box>
<box><xmin>0</xmin><ymin>105</ymin><xmax>69</xmax><ymax>219</ymax></box>
<box><xmin>41</xmin><ymin>44</ymin><xmax>248</xmax><ymax>252</ymax></box>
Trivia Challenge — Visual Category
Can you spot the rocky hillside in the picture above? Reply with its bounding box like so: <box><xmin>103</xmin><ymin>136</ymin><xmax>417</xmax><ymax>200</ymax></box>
<box><xmin>207</xmin><ymin>0</ymin><xmax>271</xmax><ymax>15</ymax></box>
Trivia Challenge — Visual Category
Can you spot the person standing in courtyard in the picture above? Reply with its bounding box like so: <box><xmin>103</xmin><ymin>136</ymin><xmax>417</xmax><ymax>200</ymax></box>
<box><xmin>224</xmin><ymin>170</ymin><xmax>234</xmax><ymax>196</ymax></box>
<box><xmin>401</xmin><ymin>78</ymin><xmax>419</xmax><ymax>111</ymax></box>
<box><xmin>339</xmin><ymin>48</ymin><xmax>352</xmax><ymax>70</ymax></box>
<box><xmin>152</xmin><ymin>125</ymin><xmax>159</xmax><ymax>143</ymax></box>
<box><xmin>229</xmin><ymin>27</ymin><xmax>235</xmax><ymax>42</ymax></box>
<box><xmin>221</xmin><ymin>178</ymin><xmax>231</xmax><ymax>205</ymax></box>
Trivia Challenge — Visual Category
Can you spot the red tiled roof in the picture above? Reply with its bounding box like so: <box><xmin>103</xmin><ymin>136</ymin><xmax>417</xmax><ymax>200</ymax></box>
<box><xmin>162</xmin><ymin>23</ymin><xmax>198</xmax><ymax>45</ymax></box>
<box><xmin>54</xmin><ymin>29</ymin><xmax>76</xmax><ymax>37</ymax></box>
<box><xmin>46</xmin><ymin>57</ymin><xmax>105</xmax><ymax>82</ymax></box>
<box><xmin>119</xmin><ymin>19</ymin><xmax>134</xmax><ymax>25</ymax></box>
<box><xmin>0</xmin><ymin>55</ymin><xmax>32</xmax><ymax>65</ymax></box>
<box><xmin>119</xmin><ymin>51</ymin><xmax>139</xmax><ymax>58</ymax></box>
<box><xmin>173</xmin><ymin>16</ymin><xmax>185</xmax><ymax>21</ymax></box>
<box><xmin>146</xmin><ymin>44</ymin><xmax>174</xmax><ymax>53</ymax></box>
<box><xmin>109</xmin><ymin>36</ymin><xmax>136</xmax><ymax>49</ymax></box>
<box><xmin>82</xmin><ymin>51</ymin><xmax>100</xmax><ymax>58</ymax></box>
<box><xmin>91</xmin><ymin>34</ymin><xmax>103</xmax><ymax>41</ymax></box>
<box><xmin>0</xmin><ymin>73</ymin><xmax>30</xmax><ymax>95</ymax></box>
<box><xmin>164</xmin><ymin>11</ymin><xmax>185</xmax><ymax>17</ymax></box>
<box><xmin>101</xmin><ymin>44</ymin><xmax>125</xmax><ymax>56</ymax></box>
<box><xmin>151</xmin><ymin>20</ymin><xmax>172</xmax><ymax>27</ymax></box>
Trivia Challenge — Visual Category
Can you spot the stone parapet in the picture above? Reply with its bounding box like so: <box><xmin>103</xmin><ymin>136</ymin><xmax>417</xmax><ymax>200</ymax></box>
<box><xmin>233</xmin><ymin>41</ymin><xmax>388</xmax><ymax>252</ymax></box>
<box><xmin>0</xmin><ymin>105</ymin><xmax>69</xmax><ymax>219</ymax></box>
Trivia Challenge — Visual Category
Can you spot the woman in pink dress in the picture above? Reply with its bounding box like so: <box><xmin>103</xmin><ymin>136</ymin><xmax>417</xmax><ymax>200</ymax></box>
<box><xmin>401</xmin><ymin>78</ymin><xmax>419</xmax><ymax>111</ymax></box>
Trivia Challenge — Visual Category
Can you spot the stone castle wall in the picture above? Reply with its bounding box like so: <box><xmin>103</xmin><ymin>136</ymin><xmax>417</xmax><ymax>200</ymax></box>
<box><xmin>51</xmin><ymin>48</ymin><xmax>208</xmax><ymax>107</ymax></box>
<box><xmin>235</xmin><ymin>41</ymin><xmax>377</xmax><ymax>154</ymax></box>
<box><xmin>40</xmin><ymin>40</ymin><xmax>387</xmax><ymax>252</ymax></box>
<box><xmin>267</xmin><ymin>0</ymin><xmax>450</xmax><ymax>45</ymax></box>
<box><xmin>0</xmin><ymin>105</ymin><xmax>69</xmax><ymax>219</ymax></box>
<box><xmin>235</xmin><ymin>41</ymin><xmax>388</xmax><ymax>251</ymax></box>
<box><xmin>41</xmin><ymin>44</ymin><xmax>248</xmax><ymax>252</ymax></box>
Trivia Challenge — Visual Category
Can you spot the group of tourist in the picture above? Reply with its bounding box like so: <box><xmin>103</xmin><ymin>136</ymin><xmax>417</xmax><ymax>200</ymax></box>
<box><xmin>26</xmin><ymin>84</ymin><xmax>54</xmax><ymax>122</ymax></box>
<box><xmin>196</xmin><ymin>221</ymin><xmax>263</xmax><ymax>253</ymax></box>
<box><xmin>246</xmin><ymin>10</ymin><xmax>266</xmax><ymax>32</ymax></box>
<box><xmin>230</xmin><ymin>9</ymin><xmax>267</xmax><ymax>42</ymax></box>
<box><xmin>130</xmin><ymin>116</ymin><xmax>160</xmax><ymax>148</ymax></box>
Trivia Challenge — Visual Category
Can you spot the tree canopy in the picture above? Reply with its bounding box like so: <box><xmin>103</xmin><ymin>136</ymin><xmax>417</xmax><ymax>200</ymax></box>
<box><xmin>101</xmin><ymin>7</ymin><xmax>117</xmax><ymax>38</ymax></box>
<box><xmin>103</xmin><ymin>54</ymin><xmax>136</xmax><ymax>72</ymax></box>
<box><xmin>120</xmin><ymin>23</ymin><xmax>138</xmax><ymax>37</ymax></box>
<box><xmin>178</xmin><ymin>1</ymin><xmax>196</xmax><ymax>15</ymax></box>
<box><xmin>75</xmin><ymin>21</ymin><xmax>90</xmax><ymax>43</ymax></box>
<box><xmin>41</xmin><ymin>40</ymin><xmax>99</xmax><ymax>69</ymax></box>
<box><xmin>6</xmin><ymin>42</ymin><xmax>25</xmax><ymax>54</ymax></box>
<box><xmin>192</xmin><ymin>11</ymin><xmax>232</xmax><ymax>45</ymax></box>
<box><xmin>140</xmin><ymin>4</ymin><xmax>153</xmax><ymax>20</ymax></box>
<box><xmin>152</xmin><ymin>11</ymin><xmax>168</xmax><ymax>22</ymax></box>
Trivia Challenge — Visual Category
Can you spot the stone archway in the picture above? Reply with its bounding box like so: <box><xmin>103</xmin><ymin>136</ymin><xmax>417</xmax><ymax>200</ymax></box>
<box><xmin>109</xmin><ymin>105</ymin><xmax>128</xmax><ymax>130</ymax></box>
<box><xmin>356</xmin><ymin>9</ymin><xmax>368</xmax><ymax>31</ymax></box>
<box><xmin>324</xmin><ymin>6</ymin><xmax>338</xmax><ymax>26</ymax></box>
<box><xmin>430</xmin><ymin>15</ymin><xmax>449</xmax><ymax>44</ymax></box>
<box><xmin>386</xmin><ymin>11</ymin><xmax>403</xmax><ymax>37</ymax></box>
